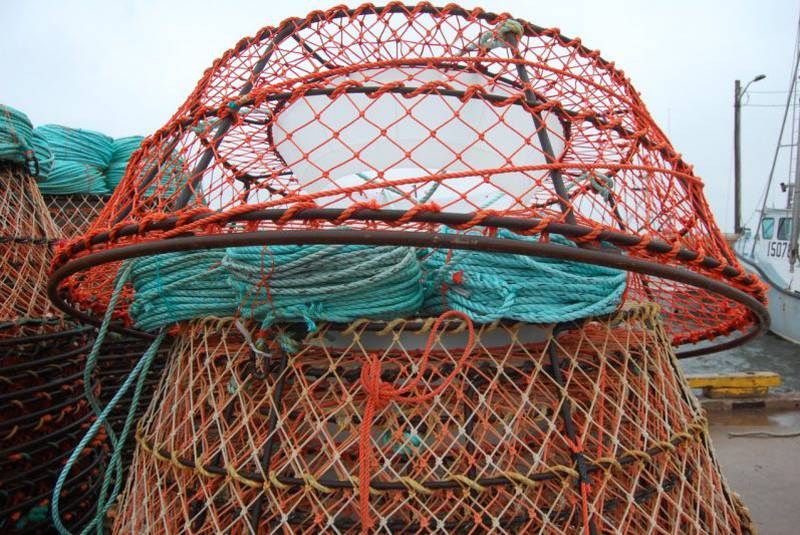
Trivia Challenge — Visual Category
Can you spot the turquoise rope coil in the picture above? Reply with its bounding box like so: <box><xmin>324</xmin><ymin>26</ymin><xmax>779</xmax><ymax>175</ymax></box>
<box><xmin>31</xmin><ymin>130</ymin><xmax>54</xmax><ymax>178</ymax></box>
<box><xmin>106</xmin><ymin>136</ymin><xmax>143</xmax><ymax>190</ymax></box>
<box><xmin>129</xmin><ymin>250</ymin><xmax>237</xmax><ymax>331</ymax></box>
<box><xmin>38</xmin><ymin>160</ymin><xmax>110</xmax><ymax>195</ymax></box>
<box><xmin>35</xmin><ymin>124</ymin><xmax>113</xmax><ymax>171</ymax></box>
<box><xmin>224</xmin><ymin>243</ymin><xmax>425</xmax><ymax>329</ymax></box>
<box><xmin>126</xmin><ymin>230</ymin><xmax>627</xmax><ymax>333</ymax></box>
<box><xmin>129</xmin><ymin>243</ymin><xmax>425</xmax><ymax>332</ymax></box>
<box><xmin>0</xmin><ymin>104</ymin><xmax>38</xmax><ymax>174</ymax></box>
<box><xmin>35</xmin><ymin>124</ymin><xmax>114</xmax><ymax>195</ymax></box>
<box><xmin>419</xmin><ymin>229</ymin><xmax>628</xmax><ymax>323</ymax></box>
<box><xmin>0</xmin><ymin>107</ymin><xmax>180</xmax><ymax>195</ymax></box>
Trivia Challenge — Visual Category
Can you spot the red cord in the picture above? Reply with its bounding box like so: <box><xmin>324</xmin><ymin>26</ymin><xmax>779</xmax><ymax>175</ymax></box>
<box><xmin>357</xmin><ymin>310</ymin><xmax>475</xmax><ymax>533</ymax></box>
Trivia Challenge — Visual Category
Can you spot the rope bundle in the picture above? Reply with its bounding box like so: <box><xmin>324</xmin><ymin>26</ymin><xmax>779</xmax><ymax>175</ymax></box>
<box><xmin>129</xmin><ymin>250</ymin><xmax>237</xmax><ymax>332</ymax></box>
<box><xmin>224</xmin><ymin>243</ymin><xmax>424</xmax><ymax>328</ymax></box>
<box><xmin>126</xmin><ymin>232</ymin><xmax>626</xmax><ymax>332</ymax></box>
<box><xmin>36</xmin><ymin>125</ymin><xmax>113</xmax><ymax>170</ymax></box>
<box><xmin>129</xmin><ymin>243</ymin><xmax>424</xmax><ymax>332</ymax></box>
<box><xmin>107</xmin><ymin>136</ymin><xmax>143</xmax><ymax>190</ymax></box>
<box><xmin>0</xmin><ymin>105</ymin><xmax>40</xmax><ymax>174</ymax></box>
<box><xmin>1</xmin><ymin>103</ymin><xmax>185</xmax><ymax>199</ymax></box>
<box><xmin>35</xmin><ymin>125</ymin><xmax>113</xmax><ymax>195</ymax></box>
<box><xmin>39</xmin><ymin>161</ymin><xmax>109</xmax><ymax>195</ymax></box>
<box><xmin>420</xmin><ymin>230</ymin><xmax>628</xmax><ymax>323</ymax></box>
<box><xmin>31</xmin><ymin>130</ymin><xmax>54</xmax><ymax>177</ymax></box>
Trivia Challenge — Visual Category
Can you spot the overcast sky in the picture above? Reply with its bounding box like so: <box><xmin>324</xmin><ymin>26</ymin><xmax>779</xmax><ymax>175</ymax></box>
<box><xmin>2</xmin><ymin>0</ymin><xmax>797</xmax><ymax>232</ymax></box>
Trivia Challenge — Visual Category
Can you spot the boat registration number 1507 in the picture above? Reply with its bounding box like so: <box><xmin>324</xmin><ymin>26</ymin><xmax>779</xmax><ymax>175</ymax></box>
<box><xmin>766</xmin><ymin>240</ymin><xmax>789</xmax><ymax>257</ymax></box>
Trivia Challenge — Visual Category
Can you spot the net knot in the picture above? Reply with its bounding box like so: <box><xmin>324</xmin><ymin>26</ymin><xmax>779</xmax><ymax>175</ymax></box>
<box><xmin>359</xmin><ymin>354</ymin><xmax>394</xmax><ymax>411</ymax></box>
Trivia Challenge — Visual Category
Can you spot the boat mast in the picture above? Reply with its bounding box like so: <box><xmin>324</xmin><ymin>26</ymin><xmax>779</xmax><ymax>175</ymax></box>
<box><xmin>751</xmin><ymin>14</ymin><xmax>800</xmax><ymax>257</ymax></box>
<box><xmin>790</xmin><ymin>96</ymin><xmax>800</xmax><ymax>271</ymax></box>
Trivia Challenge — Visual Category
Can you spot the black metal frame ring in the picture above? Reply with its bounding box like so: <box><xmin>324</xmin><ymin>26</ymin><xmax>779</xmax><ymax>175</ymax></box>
<box><xmin>49</xmin><ymin>228</ymin><xmax>769</xmax><ymax>358</ymax></box>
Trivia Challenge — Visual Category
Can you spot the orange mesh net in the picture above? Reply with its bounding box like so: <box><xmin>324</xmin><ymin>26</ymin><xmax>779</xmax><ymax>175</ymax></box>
<box><xmin>115</xmin><ymin>305</ymin><xmax>753</xmax><ymax>534</ymax></box>
<box><xmin>52</xmin><ymin>3</ymin><xmax>765</xmax><ymax>349</ymax></box>
<box><xmin>1</xmin><ymin>163</ymin><xmax>63</xmax><ymax>339</ymax></box>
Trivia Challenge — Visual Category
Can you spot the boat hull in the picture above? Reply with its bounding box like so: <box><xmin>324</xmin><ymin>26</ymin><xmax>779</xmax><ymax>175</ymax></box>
<box><xmin>737</xmin><ymin>253</ymin><xmax>800</xmax><ymax>344</ymax></box>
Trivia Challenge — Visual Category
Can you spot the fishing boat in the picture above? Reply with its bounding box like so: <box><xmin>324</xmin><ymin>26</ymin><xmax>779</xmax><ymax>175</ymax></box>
<box><xmin>735</xmin><ymin>16</ymin><xmax>800</xmax><ymax>344</ymax></box>
<box><xmin>736</xmin><ymin>206</ymin><xmax>800</xmax><ymax>343</ymax></box>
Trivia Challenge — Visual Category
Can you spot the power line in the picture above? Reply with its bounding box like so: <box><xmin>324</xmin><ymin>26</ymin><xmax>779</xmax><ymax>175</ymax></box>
<box><xmin>745</xmin><ymin>103</ymin><xmax>794</xmax><ymax>107</ymax></box>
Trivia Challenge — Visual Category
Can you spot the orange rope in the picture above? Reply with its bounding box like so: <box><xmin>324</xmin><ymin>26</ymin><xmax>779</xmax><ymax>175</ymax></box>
<box><xmin>357</xmin><ymin>309</ymin><xmax>475</xmax><ymax>532</ymax></box>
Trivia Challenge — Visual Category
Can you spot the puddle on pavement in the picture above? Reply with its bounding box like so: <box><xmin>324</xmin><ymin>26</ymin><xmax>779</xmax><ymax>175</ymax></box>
<box><xmin>708</xmin><ymin>408</ymin><xmax>800</xmax><ymax>428</ymax></box>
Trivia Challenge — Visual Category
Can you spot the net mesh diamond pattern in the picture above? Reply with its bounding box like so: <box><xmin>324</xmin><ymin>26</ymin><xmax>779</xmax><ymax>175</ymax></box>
<box><xmin>115</xmin><ymin>306</ymin><xmax>753</xmax><ymax>534</ymax></box>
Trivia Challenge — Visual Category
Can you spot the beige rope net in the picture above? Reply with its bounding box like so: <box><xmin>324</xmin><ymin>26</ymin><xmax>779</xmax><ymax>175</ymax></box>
<box><xmin>45</xmin><ymin>194</ymin><xmax>109</xmax><ymax>241</ymax></box>
<box><xmin>116</xmin><ymin>305</ymin><xmax>753</xmax><ymax>534</ymax></box>
<box><xmin>0</xmin><ymin>164</ymin><xmax>63</xmax><ymax>339</ymax></box>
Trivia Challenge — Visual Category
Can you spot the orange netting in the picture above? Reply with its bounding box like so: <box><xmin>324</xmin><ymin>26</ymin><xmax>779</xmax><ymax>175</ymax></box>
<box><xmin>52</xmin><ymin>3</ymin><xmax>765</xmax><ymax>349</ymax></box>
<box><xmin>1</xmin><ymin>163</ymin><xmax>63</xmax><ymax>339</ymax></box>
<box><xmin>115</xmin><ymin>305</ymin><xmax>753</xmax><ymax>533</ymax></box>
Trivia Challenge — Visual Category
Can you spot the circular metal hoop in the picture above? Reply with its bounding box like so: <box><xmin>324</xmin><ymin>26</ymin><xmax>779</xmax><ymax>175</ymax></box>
<box><xmin>49</xmin><ymin>227</ymin><xmax>768</xmax><ymax>358</ymax></box>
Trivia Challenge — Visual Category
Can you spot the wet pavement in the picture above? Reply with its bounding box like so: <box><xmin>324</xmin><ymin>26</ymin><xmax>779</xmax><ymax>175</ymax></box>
<box><xmin>680</xmin><ymin>333</ymin><xmax>800</xmax><ymax>533</ymax></box>
<box><xmin>708</xmin><ymin>409</ymin><xmax>800</xmax><ymax>534</ymax></box>
<box><xmin>681</xmin><ymin>332</ymin><xmax>800</xmax><ymax>392</ymax></box>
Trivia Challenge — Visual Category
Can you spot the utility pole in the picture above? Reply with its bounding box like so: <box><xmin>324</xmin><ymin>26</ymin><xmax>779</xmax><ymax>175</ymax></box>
<box><xmin>733</xmin><ymin>74</ymin><xmax>766</xmax><ymax>236</ymax></box>
<box><xmin>734</xmin><ymin>79</ymin><xmax>742</xmax><ymax>235</ymax></box>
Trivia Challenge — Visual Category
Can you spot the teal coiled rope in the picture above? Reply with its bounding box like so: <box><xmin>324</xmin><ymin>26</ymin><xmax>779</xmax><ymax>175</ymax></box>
<box><xmin>0</xmin><ymin>104</ymin><xmax>40</xmax><ymax>175</ymax></box>
<box><xmin>106</xmin><ymin>136</ymin><xmax>143</xmax><ymax>190</ymax></box>
<box><xmin>1</xmin><ymin>105</ymin><xmax>179</xmax><ymax>194</ymax></box>
<box><xmin>127</xmin><ymin>231</ymin><xmax>626</xmax><ymax>332</ymax></box>
<box><xmin>38</xmin><ymin>161</ymin><xmax>109</xmax><ymax>195</ymax></box>
<box><xmin>224</xmin><ymin>243</ymin><xmax>424</xmax><ymax>329</ymax></box>
<box><xmin>35</xmin><ymin>124</ymin><xmax>113</xmax><ymax>170</ymax></box>
<box><xmin>31</xmin><ymin>130</ymin><xmax>54</xmax><ymax>177</ymax></box>
<box><xmin>35</xmin><ymin>124</ymin><xmax>113</xmax><ymax>195</ymax></box>
<box><xmin>129</xmin><ymin>243</ymin><xmax>425</xmax><ymax>332</ymax></box>
<box><xmin>129</xmin><ymin>250</ymin><xmax>237</xmax><ymax>331</ymax></box>
<box><xmin>419</xmin><ymin>229</ymin><xmax>628</xmax><ymax>323</ymax></box>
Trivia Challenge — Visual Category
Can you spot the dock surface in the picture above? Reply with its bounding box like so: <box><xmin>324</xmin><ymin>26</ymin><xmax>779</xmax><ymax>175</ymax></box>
<box><xmin>709</xmin><ymin>408</ymin><xmax>800</xmax><ymax>534</ymax></box>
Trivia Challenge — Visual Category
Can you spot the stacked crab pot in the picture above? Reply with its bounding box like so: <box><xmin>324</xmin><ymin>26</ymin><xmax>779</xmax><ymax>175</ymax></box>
<box><xmin>49</xmin><ymin>5</ymin><xmax>764</xmax><ymax>534</ymax></box>
<box><xmin>0</xmin><ymin>105</ymin><xmax>106</xmax><ymax>533</ymax></box>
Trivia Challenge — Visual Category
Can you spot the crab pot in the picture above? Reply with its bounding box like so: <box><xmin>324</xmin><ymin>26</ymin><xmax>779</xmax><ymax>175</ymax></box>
<box><xmin>46</xmin><ymin>4</ymin><xmax>768</xmax><ymax>534</ymax></box>
<box><xmin>0</xmin><ymin>163</ymin><xmax>63</xmax><ymax>339</ymax></box>
<box><xmin>115</xmin><ymin>308</ymin><xmax>752</xmax><ymax>534</ymax></box>
<box><xmin>51</xmin><ymin>4</ymin><xmax>767</xmax><ymax>352</ymax></box>
<box><xmin>0</xmin><ymin>327</ymin><xmax>106</xmax><ymax>533</ymax></box>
